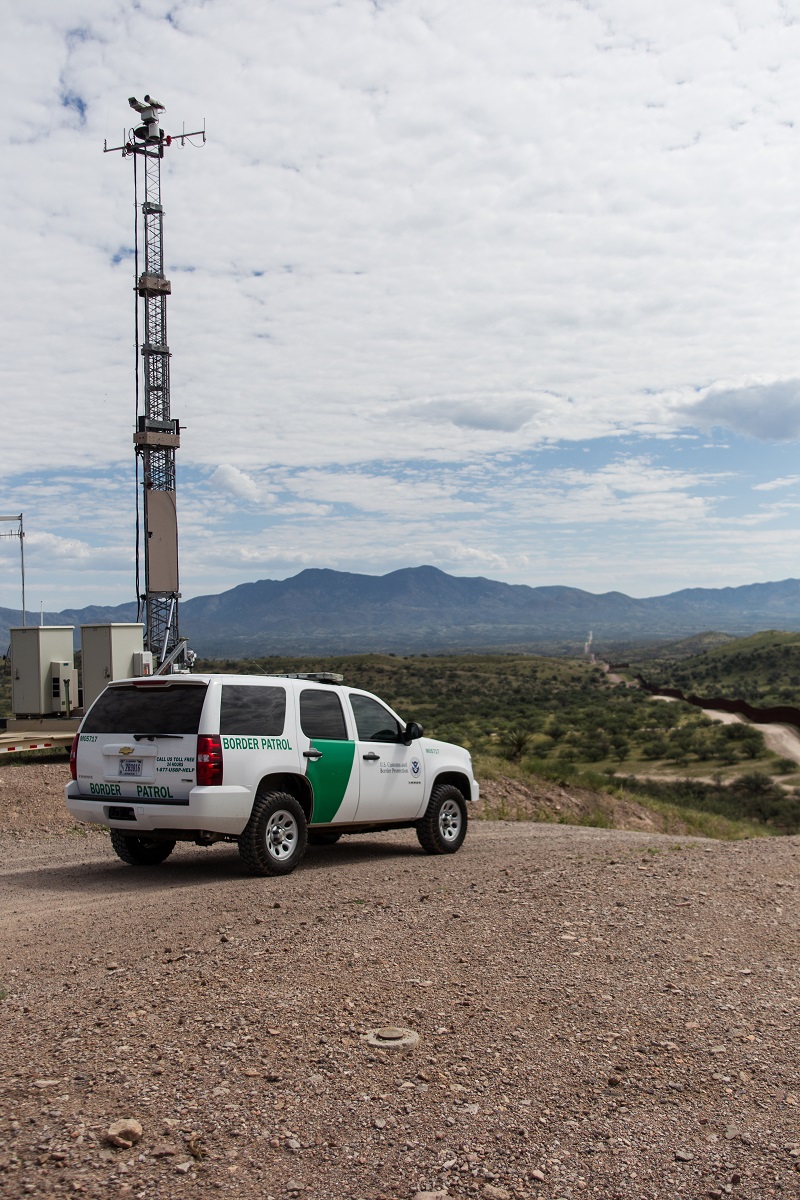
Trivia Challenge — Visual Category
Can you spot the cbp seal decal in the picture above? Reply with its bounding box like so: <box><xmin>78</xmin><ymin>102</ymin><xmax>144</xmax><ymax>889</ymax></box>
<box><xmin>410</xmin><ymin>758</ymin><xmax>421</xmax><ymax>777</ymax></box>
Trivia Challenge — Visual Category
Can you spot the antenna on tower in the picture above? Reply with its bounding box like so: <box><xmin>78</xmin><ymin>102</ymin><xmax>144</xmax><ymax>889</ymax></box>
<box><xmin>105</xmin><ymin>97</ymin><xmax>205</xmax><ymax>673</ymax></box>
<box><xmin>0</xmin><ymin>514</ymin><xmax>25</xmax><ymax>625</ymax></box>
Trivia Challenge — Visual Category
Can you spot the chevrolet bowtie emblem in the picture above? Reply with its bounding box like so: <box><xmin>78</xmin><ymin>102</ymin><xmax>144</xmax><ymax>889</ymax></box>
<box><xmin>120</xmin><ymin>746</ymin><xmax>134</xmax><ymax>755</ymax></box>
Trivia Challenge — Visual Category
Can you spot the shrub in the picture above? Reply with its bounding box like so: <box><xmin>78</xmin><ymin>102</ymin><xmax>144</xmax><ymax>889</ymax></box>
<box><xmin>499</xmin><ymin>728</ymin><xmax>534</xmax><ymax>761</ymax></box>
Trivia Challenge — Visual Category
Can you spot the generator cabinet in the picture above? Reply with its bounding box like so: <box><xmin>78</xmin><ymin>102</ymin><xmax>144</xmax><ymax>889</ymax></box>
<box><xmin>10</xmin><ymin>627</ymin><xmax>77</xmax><ymax>717</ymax></box>
<box><xmin>81</xmin><ymin>623</ymin><xmax>145</xmax><ymax>710</ymax></box>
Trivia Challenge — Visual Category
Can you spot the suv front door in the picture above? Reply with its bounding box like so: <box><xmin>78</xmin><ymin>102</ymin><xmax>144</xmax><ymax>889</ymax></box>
<box><xmin>348</xmin><ymin>691</ymin><xmax>425</xmax><ymax>823</ymax></box>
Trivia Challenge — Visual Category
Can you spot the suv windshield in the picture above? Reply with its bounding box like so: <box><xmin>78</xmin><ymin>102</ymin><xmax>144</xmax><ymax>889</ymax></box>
<box><xmin>82</xmin><ymin>682</ymin><xmax>208</xmax><ymax>735</ymax></box>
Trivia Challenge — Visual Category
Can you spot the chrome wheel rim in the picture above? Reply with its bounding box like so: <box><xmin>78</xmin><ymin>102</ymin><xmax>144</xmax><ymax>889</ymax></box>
<box><xmin>438</xmin><ymin>799</ymin><xmax>462</xmax><ymax>842</ymax></box>
<box><xmin>265</xmin><ymin>809</ymin><xmax>298</xmax><ymax>860</ymax></box>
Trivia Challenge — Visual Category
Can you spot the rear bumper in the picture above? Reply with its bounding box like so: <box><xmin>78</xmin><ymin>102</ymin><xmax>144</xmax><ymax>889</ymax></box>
<box><xmin>65</xmin><ymin>781</ymin><xmax>253</xmax><ymax>837</ymax></box>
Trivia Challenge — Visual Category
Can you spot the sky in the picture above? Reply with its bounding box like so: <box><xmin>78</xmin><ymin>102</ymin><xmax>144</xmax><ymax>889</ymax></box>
<box><xmin>3</xmin><ymin>0</ymin><xmax>800</xmax><ymax>612</ymax></box>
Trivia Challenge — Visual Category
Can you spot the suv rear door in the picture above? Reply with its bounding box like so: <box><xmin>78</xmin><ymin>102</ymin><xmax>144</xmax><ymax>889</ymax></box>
<box><xmin>75</xmin><ymin>678</ymin><xmax>208</xmax><ymax>804</ymax></box>
<box><xmin>296</xmin><ymin>686</ymin><xmax>359</xmax><ymax>824</ymax></box>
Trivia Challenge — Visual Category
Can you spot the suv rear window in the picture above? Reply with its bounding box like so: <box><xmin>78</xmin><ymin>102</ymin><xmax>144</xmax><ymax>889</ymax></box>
<box><xmin>82</xmin><ymin>682</ymin><xmax>208</xmax><ymax>735</ymax></box>
<box><xmin>299</xmin><ymin>689</ymin><xmax>348</xmax><ymax>740</ymax></box>
<box><xmin>220</xmin><ymin>685</ymin><xmax>286</xmax><ymax>736</ymax></box>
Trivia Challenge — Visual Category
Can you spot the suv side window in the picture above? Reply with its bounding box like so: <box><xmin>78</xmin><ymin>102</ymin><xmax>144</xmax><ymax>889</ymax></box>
<box><xmin>299</xmin><ymin>689</ymin><xmax>348</xmax><ymax>740</ymax></box>
<box><xmin>220</xmin><ymin>685</ymin><xmax>286</xmax><ymax>736</ymax></box>
<box><xmin>350</xmin><ymin>693</ymin><xmax>403</xmax><ymax>743</ymax></box>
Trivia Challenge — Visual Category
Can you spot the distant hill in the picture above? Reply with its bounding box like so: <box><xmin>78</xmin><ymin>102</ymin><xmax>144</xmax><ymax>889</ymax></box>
<box><xmin>2</xmin><ymin>567</ymin><xmax>800</xmax><ymax>656</ymax></box>
<box><xmin>620</xmin><ymin>630</ymin><xmax>741</xmax><ymax>662</ymax></box>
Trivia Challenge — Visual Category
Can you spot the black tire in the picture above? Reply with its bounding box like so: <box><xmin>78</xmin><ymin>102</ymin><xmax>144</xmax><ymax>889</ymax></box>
<box><xmin>109</xmin><ymin>829</ymin><xmax>176</xmax><ymax>866</ymax></box>
<box><xmin>238</xmin><ymin>790</ymin><xmax>308</xmax><ymax>876</ymax></box>
<box><xmin>308</xmin><ymin>829</ymin><xmax>342</xmax><ymax>846</ymax></box>
<box><xmin>416</xmin><ymin>784</ymin><xmax>468</xmax><ymax>855</ymax></box>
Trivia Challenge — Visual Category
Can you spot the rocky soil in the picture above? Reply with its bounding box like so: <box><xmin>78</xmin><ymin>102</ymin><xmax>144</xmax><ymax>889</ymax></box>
<box><xmin>1</xmin><ymin>759</ymin><xmax>800</xmax><ymax>1200</ymax></box>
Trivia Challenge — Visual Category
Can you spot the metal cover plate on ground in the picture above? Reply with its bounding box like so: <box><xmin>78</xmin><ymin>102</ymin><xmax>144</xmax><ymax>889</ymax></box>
<box><xmin>364</xmin><ymin>1026</ymin><xmax>419</xmax><ymax>1052</ymax></box>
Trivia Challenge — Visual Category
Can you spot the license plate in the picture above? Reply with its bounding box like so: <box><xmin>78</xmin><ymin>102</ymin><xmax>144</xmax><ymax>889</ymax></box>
<box><xmin>118</xmin><ymin>758</ymin><xmax>143</xmax><ymax>777</ymax></box>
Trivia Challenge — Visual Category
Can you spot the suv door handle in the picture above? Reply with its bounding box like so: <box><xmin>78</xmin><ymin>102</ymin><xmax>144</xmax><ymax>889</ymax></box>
<box><xmin>303</xmin><ymin>749</ymin><xmax>323</xmax><ymax>760</ymax></box>
<box><xmin>362</xmin><ymin>752</ymin><xmax>381</xmax><ymax>761</ymax></box>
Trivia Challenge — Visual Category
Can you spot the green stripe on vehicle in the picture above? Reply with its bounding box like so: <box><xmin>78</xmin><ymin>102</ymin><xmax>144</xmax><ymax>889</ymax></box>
<box><xmin>306</xmin><ymin>739</ymin><xmax>356</xmax><ymax>823</ymax></box>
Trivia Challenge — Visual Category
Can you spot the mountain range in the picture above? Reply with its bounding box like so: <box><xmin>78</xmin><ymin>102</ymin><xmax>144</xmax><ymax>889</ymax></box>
<box><xmin>3</xmin><ymin>566</ymin><xmax>800</xmax><ymax>657</ymax></box>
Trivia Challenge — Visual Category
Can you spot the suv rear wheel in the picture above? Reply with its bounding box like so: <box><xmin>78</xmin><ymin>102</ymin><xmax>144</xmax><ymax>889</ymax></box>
<box><xmin>416</xmin><ymin>783</ymin><xmax>467</xmax><ymax>855</ymax></box>
<box><xmin>109</xmin><ymin>830</ymin><xmax>176</xmax><ymax>866</ymax></box>
<box><xmin>239</xmin><ymin>789</ymin><xmax>308</xmax><ymax>876</ymax></box>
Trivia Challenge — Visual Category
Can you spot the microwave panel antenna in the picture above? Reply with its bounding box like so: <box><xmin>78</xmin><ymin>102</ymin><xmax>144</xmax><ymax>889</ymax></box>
<box><xmin>104</xmin><ymin>96</ymin><xmax>205</xmax><ymax>671</ymax></box>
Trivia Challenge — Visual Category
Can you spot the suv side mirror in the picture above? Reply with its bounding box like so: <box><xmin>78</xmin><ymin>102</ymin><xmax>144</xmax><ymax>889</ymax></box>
<box><xmin>403</xmin><ymin>721</ymin><xmax>424</xmax><ymax>745</ymax></box>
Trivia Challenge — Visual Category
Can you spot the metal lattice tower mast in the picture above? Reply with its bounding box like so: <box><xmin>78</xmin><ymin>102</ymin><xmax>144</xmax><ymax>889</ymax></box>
<box><xmin>105</xmin><ymin>97</ymin><xmax>204</xmax><ymax>670</ymax></box>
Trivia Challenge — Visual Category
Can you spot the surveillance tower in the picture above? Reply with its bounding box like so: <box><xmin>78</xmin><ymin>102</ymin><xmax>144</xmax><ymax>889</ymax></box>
<box><xmin>105</xmin><ymin>96</ymin><xmax>205</xmax><ymax>670</ymax></box>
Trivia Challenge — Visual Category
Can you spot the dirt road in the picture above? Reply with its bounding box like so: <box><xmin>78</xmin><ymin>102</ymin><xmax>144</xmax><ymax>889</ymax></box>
<box><xmin>701</xmin><ymin>713</ymin><xmax>800</xmax><ymax>766</ymax></box>
<box><xmin>2</xmin><ymin>812</ymin><xmax>800</xmax><ymax>1200</ymax></box>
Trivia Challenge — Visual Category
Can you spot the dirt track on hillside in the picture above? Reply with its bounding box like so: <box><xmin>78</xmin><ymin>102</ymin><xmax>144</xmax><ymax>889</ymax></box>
<box><xmin>2</xmin><ymin>760</ymin><xmax>800</xmax><ymax>1200</ymax></box>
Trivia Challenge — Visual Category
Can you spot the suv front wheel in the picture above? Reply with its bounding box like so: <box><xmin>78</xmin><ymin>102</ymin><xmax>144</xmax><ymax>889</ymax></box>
<box><xmin>239</xmin><ymin>789</ymin><xmax>308</xmax><ymax>876</ymax></box>
<box><xmin>416</xmin><ymin>783</ymin><xmax>467</xmax><ymax>855</ymax></box>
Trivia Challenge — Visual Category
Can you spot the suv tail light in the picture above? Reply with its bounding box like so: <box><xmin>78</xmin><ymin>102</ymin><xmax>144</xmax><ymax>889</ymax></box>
<box><xmin>196</xmin><ymin>734</ymin><xmax>223</xmax><ymax>786</ymax></box>
<box><xmin>69</xmin><ymin>734</ymin><xmax>79</xmax><ymax>780</ymax></box>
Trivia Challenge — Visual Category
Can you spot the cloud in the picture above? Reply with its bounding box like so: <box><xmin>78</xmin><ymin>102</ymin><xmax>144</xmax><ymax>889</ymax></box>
<box><xmin>208</xmin><ymin>464</ymin><xmax>262</xmax><ymax>502</ymax></box>
<box><xmin>492</xmin><ymin>456</ymin><xmax>718</xmax><ymax>526</ymax></box>
<box><xmin>686</xmin><ymin>381</ymin><xmax>800</xmax><ymax>442</ymax></box>
<box><xmin>280</xmin><ymin>467</ymin><xmax>474</xmax><ymax>517</ymax></box>
<box><xmin>26</xmin><ymin>531</ymin><xmax>94</xmax><ymax>561</ymax></box>
<box><xmin>753</xmin><ymin>475</ymin><xmax>800</xmax><ymax>492</ymax></box>
<box><xmin>405</xmin><ymin>395</ymin><xmax>547</xmax><ymax>433</ymax></box>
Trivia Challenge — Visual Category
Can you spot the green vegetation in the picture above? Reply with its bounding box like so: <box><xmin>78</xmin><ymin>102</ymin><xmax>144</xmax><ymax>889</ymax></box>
<box><xmin>209</xmin><ymin>650</ymin><xmax>800</xmax><ymax>834</ymax></box>
<box><xmin>196</xmin><ymin>649</ymin><xmax>791</xmax><ymax>779</ymax></box>
<box><xmin>198</xmin><ymin>651</ymin><xmax>754</xmax><ymax>765</ymax></box>
<box><xmin>634</xmin><ymin>630</ymin><xmax>800</xmax><ymax>707</ymax></box>
<box><xmin>615</xmin><ymin>770</ymin><xmax>800</xmax><ymax>832</ymax></box>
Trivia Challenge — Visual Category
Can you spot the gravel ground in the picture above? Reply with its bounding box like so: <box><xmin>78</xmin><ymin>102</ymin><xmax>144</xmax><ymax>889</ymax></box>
<box><xmin>1</xmin><ymin>762</ymin><xmax>800</xmax><ymax>1200</ymax></box>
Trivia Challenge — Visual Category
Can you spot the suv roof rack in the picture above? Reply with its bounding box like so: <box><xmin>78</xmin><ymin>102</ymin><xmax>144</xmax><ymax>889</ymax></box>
<box><xmin>273</xmin><ymin>671</ymin><xmax>344</xmax><ymax>685</ymax></box>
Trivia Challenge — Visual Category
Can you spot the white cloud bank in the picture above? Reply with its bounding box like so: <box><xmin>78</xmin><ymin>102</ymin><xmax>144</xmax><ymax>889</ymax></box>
<box><xmin>3</xmin><ymin>0</ymin><xmax>800</xmax><ymax>606</ymax></box>
<box><xmin>687</xmin><ymin>381</ymin><xmax>800</xmax><ymax>442</ymax></box>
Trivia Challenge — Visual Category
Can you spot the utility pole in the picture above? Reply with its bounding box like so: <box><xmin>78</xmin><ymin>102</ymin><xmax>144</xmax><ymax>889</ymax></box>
<box><xmin>105</xmin><ymin>96</ymin><xmax>204</xmax><ymax>671</ymax></box>
<box><xmin>0</xmin><ymin>514</ymin><xmax>25</xmax><ymax>625</ymax></box>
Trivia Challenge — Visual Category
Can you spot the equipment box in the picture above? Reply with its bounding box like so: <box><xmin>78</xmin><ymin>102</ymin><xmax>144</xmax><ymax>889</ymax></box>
<box><xmin>10</xmin><ymin>627</ymin><xmax>76</xmax><ymax>717</ymax></box>
<box><xmin>81</xmin><ymin>623</ymin><xmax>145</xmax><ymax>710</ymax></box>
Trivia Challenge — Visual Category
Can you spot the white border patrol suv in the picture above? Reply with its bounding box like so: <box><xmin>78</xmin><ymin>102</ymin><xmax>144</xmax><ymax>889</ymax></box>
<box><xmin>65</xmin><ymin>672</ymin><xmax>479</xmax><ymax>876</ymax></box>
